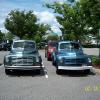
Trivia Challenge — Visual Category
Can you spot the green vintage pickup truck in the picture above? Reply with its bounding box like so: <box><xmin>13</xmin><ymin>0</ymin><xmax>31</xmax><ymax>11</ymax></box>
<box><xmin>4</xmin><ymin>40</ymin><xmax>43</xmax><ymax>75</ymax></box>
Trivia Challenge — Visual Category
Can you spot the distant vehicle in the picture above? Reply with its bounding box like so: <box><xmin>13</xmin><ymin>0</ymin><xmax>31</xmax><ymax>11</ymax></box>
<box><xmin>52</xmin><ymin>41</ymin><xmax>93</xmax><ymax>74</ymax></box>
<box><xmin>39</xmin><ymin>41</ymin><xmax>47</xmax><ymax>49</ymax></box>
<box><xmin>45</xmin><ymin>41</ymin><xmax>57</xmax><ymax>61</ymax></box>
<box><xmin>4</xmin><ymin>40</ymin><xmax>43</xmax><ymax>75</ymax></box>
<box><xmin>0</xmin><ymin>40</ymin><xmax>12</xmax><ymax>51</ymax></box>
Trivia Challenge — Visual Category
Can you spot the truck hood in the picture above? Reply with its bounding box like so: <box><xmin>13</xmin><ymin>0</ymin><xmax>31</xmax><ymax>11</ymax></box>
<box><xmin>58</xmin><ymin>49</ymin><xmax>85</xmax><ymax>58</ymax></box>
<box><xmin>10</xmin><ymin>48</ymin><xmax>38</xmax><ymax>55</ymax></box>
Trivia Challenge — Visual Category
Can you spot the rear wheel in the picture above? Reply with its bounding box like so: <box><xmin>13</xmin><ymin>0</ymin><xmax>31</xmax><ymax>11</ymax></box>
<box><xmin>52</xmin><ymin>57</ymin><xmax>56</xmax><ymax>66</ymax></box>
<box><xmin>45</xmin><ymin>51</ymin><xmax>47</xmax><ymax>58</ymax></box>
<box><xmin>47</xmin><ymin>56</ymin><xmax>51</xmax><ymax>61</ymax></box>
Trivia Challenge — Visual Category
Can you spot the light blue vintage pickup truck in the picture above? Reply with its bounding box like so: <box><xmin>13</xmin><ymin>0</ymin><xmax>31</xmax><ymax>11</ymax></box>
<box><xmin>52</xmin><ymin>41</ymin><xmax>93</xmax><ymax>74</ymax></box>
<box><xmin>4</xmin><ymin>40</ymin><xmax>43</xmax><ymax>75</ymax></box>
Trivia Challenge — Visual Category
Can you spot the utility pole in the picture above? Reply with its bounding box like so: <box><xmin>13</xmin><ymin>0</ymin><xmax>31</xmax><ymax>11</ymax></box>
<box><xmin>99</xmin><ymin>29</ymin><xmax>100</xmax><ymax>57</ymax></box>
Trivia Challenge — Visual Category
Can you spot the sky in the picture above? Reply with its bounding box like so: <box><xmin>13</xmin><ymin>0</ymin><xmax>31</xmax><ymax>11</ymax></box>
<box><xmin>0</xmin><ymin>0</ymin><xmax>74</xmax><ymax>36</ymax></box>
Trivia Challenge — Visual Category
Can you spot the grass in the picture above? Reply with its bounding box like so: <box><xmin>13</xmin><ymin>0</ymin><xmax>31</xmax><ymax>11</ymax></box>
<box><xmin>92</xmin><ymin>56</ymin><xmax>100</xmax><ymax>68</ymax></box>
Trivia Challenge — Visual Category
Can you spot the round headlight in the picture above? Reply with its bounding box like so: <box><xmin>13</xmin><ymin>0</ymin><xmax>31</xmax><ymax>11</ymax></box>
<box><xmin>58</xmin><ymin>57</ymin><xmax>64</xmax><ymax>63</ymax></box>
<box><xmin>88</xmin><ymin>58</ymin><xmax>92</xmax><ymax>63</ymax></box>
<box><xmin>5</xmin><ymin>57</ymin><xmax>9</xmax><ymax>62</ymax></box>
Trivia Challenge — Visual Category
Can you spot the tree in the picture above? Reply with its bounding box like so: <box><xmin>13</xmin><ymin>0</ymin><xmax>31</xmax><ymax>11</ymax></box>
<box><xmin>79</xmin><ymin>0</ymin><xmax>100</xmax><ymax>57</ymax></box>
<box><xmin>0</xmin><ymin>30</ymin><xmax>5</xmax><ymax>41</ymax></box>
<box><xmin>47</xmin><ymin>35</ymin><xmax>59</xmax><ymax>41</ymax></box>
<box><xmin>46</xmin><ymin>2</ymin><xmax>88</xmax><ymax>41</ymax></box>
<box><xmin>34</xmin><ymin>34</ymin><xmax>41</xmax><ymax>43</ymax></box>
<box><xmin>80</xmin><ymin>0</ymin><xmax>100</xmax><ymax>35</ymax></box>
<box><xmin>38</xmin><ymin>24</ymin><xmax>51</xmax><ymax>35</ymax></box>
<box><xmin>5</xmin><ymin>10</ymin><xmax>38</xmax><ymax>39</ymax></box>
<box><xmin>63</xmin><ymin>32</ymin><xmax>76</xmax><ymax>41</ymax></box>
<box><xmin>5</xmin><ymin>32</ymin><xmax>14</xmax><ymax>40</ymax></box>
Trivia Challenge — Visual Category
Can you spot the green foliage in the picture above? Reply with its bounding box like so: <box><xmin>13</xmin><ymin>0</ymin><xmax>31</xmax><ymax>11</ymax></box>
<box><xmin>63</xmin><ymin>32</ymin><xmax>76</xmax><ymax>41</ymax></box>
<box><xmin>46</xmin><ymin>0</ymin><xmax>100</xmax><ymax>42</ymax></box>
<box><xmin>46</xmin><ymin>2</ymin><xmax>88</xmax><ymax>41</ymax></box>
<box><xmin>38</xmin><ymin>24</ymin><xmax>51</xmax><ymax>36</ymax></box>
<box><xmin>4</xmin><ymin>10</ymin><xmax>51</xmax><ymax>40</ymax></box>
<box><xmin>80</xmin><ymin>0</ymin><xmax>100</xmax><ymax>34</ymax></box>
<box><xmin>5</xmin><ymin>32</ymin><xmax>14</xmax><ymax>40</ymax></box>
<box><xmin>22</xmin><ymin>33</ymin><xmax>41</xmax><ymax>43</ymax></box>
<box><xmin>47</xmin><ymin>35</ymin><xmax>59</xmax><ymax>41</ymax></box>
<box><xmin>92</xmin><ymin>56</ymin><xmax>100</xmax><ymax>67</ymax></box>
<box><xmin>5</xmin><ymin>10</ymin><xmax>38</xmax><ymax>39</ymax></box>
<box><xmin>34</xmin><ymin>34</ymin><xmax>41</xmax><ymax>43</ymax></box>
<box><xmin>0</xmin><ymin>30</ymin><xmax>5</xmax><ymax>40</ymax></box>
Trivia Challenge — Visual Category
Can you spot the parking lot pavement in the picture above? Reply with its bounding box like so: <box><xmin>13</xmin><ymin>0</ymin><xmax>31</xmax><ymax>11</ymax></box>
<box><xmin>0</xmin><ymin>51</ymin><xmax>9</xmax><ymax>64</ymax></box>
<box><xmin>83</xmin><ymin>48</ymin><xmax>99</xmax><ymax>56</ymax></box>
<box><xmin>0</xmin><ymin>49</ymin><xmax>100</xmax><ymax>100</ymax></box>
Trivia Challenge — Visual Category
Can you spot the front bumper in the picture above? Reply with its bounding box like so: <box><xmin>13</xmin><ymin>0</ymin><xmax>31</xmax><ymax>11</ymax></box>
<box><xmin>58</xmin><ymin>65</ymin><xmax>93</xmax><ymax>70</ymax></box>
<box><xmin>4</xmin><ymin>65</ymin><xmax>43</xmax><ymax>70</ymax></box>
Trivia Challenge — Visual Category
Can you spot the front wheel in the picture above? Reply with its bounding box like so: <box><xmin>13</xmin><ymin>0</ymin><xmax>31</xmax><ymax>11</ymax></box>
<box><xmin>56</xmin><ymin>65</ymin><xmax>60</xmax><ymax>74</ymax></box>
<box><xmin>56</xmin><ymin>69</ymin><xmax>60</xmax><ymax>75</ymax></box>
<box><xmin>5</xmin><ymin>69</ymin><xmax>11</xmax><ymax>75</ymax></box>
<box><xmin>84</xmin><ymin>69</ymin><xmax>90</xmax><ymax>74</ymax></box>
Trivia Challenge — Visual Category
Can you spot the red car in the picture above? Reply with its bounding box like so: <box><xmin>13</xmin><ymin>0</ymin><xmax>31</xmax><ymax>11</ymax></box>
<box><xmin>45</xmin><ymin>41</ymin><xmax>57</xmax><ymax>61</ymax></box>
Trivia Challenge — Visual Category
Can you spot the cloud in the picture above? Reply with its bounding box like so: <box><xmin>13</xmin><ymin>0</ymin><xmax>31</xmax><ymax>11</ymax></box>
<box><xmin>34</xmin><ymin>11</ymin><xmax>56</xmax><ymax>24</ymax></box>
<box><xmin>0</xmin><ymin>0</ymin><xmax>62</xmax><ymax>35</ymax></box>
<box><xmin>42</xmin><ymin>0</ymin><xmax>67</xmax><ymax>3</ymax></box>
<box><xmin>34</xmin><ymin>11</ymin><xmax>62</xmax><ymax>35</ymax></box>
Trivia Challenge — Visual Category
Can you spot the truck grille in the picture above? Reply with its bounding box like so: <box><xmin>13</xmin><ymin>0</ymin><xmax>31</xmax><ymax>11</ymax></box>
<box><xmin>64</xmin><ymin>58</ymin><xmax>85</xmax><ymax>66</ymax></box>
<box><xmin>11</xmin><ymin>57</ymin><xmax>35</xmax><ymax>66</ymax></box>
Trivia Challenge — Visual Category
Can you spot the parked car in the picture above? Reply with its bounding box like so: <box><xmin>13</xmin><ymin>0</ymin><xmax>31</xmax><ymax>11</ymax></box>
<box><xmin>52</xmin><ymin>41</ymin><xmax>93</xmax><ymax>74</ymax></box>
<box><xmin>0</xmin><ymin>42</ymin><xmax>11</xmax><ymax>51</ymax></box>
<box><xmin>4</xmin><ymin>40</ymin><xmax>43</xmax><ymax>75</ymax></box>
<box><xmin>45</xmin><ymin>41</ymin><xmax>57</xmax><ymax>61</ymax></box>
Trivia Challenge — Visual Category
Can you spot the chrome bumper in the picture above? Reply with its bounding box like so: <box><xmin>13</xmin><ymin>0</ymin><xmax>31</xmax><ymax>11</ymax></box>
<box><xmin>4</xmin><ymin>65</ymin><xmax>43</xmax><ymax>70</ymax></box>
<box><xmin>58</xmin><ymin>65</ymin><xmax>93</xmax><ymax>70</ymax></box>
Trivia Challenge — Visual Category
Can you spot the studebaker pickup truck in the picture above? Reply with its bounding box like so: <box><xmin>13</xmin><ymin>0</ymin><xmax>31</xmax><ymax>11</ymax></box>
<box><xmin>52</xmin><ymin>41</ymin><xmax>93</xmax><ymax>74</ymax></box>
<box><xmin>4</xmin><ymin>40</ymin><xmax>43</xmax><ymax>75</ymax></box>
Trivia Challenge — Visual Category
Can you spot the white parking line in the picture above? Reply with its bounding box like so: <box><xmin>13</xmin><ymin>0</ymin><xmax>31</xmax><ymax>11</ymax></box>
<box><xmin>42</xmin><ymin>63</ymin><xmax>48</xmax><ymax>79</ymax></box>
<box><xmin>44</xmin><ymin>68</ymin><xmax>48</xmax><ymax>79</ymax></box>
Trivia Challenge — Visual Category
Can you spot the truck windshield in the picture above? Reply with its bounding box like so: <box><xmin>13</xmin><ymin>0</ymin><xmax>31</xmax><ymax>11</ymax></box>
<box><xmin>60</xmin><ymin>43</ymin><xmax>81</xmax><ymax>50</ymax></box>
<box><xmin>13</xmin><ymin>41</ymin><xmax>35</xmax><ymax>49</ymax></box>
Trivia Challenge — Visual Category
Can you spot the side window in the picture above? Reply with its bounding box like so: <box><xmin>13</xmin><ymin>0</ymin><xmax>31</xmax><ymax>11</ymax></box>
<box><xmin>60</xmin><ymin>43</ymin><xmax>70</xmax><ymax>49</ymax></box>
<box><xmin>24</xmin><ymin>42</ymin><xmax>35</xmax><ymax>49</ymax></box>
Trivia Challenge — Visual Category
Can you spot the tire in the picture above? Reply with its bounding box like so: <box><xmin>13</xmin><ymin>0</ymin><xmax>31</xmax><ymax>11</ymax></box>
<box><xmin>84</xmin><ymin>69</ymin><xmax>90</xmax><ymax>74</ymax></box>
<box><xmin>56</xmin><ymin>69</ymin><xmax>60</xmax><ymax>75</ymax></box>
<box><xmin>5</xmin><ymin>69</ymin><xmax>11</xmax><ymax>75</ymax></box>
<box><xmin>45</xmin><ymin>52</ymin><xmax>47</xmax><ymax>58</ymax></box>
<box><xmin>47</xmin><ymin>56</ymin><xmax>51</xmax><ymax>61</ymax></box>
<box><xmin>56</xmin><ymin>65</ymin><xmax>60</xmax><ymax>75</ymax></box>
<box><xmin>52</xmin><ymin>57</ymin><xmax>56</xmax><ymax>66</ymax></box>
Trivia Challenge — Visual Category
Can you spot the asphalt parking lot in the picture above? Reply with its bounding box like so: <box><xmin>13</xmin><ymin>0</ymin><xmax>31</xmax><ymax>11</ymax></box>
<box><xmin>0</xmin><ymin>48</ymin><xmax>100</xmax><ymax>100</ymax></box>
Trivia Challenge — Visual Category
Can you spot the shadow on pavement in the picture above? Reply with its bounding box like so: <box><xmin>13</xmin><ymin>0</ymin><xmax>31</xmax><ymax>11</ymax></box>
<box><xmin>56</xmin><ymin>70</ymin><xmax>95</xmax><ymax>77</ymax></box>
<box><xmin>6</xmin><ymin>69</ymin><xmax>45</xmax><ymax>77</ymax></box>
<box><xmin>0</xmin><ymin>63</ymin><xmax>3</xmax><ymax>66</ymax></box>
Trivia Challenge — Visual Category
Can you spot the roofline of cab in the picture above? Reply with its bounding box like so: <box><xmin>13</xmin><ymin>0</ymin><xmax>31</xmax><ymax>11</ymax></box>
<box><xmin>58</xmin><ymin>41</ymin><xmax>80</xmax><ymax>44</ymax></box>
<box><xmin>13</xmin><ymin>40</ymin><xmax>35</xmax><ymax>43</ymax></box>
